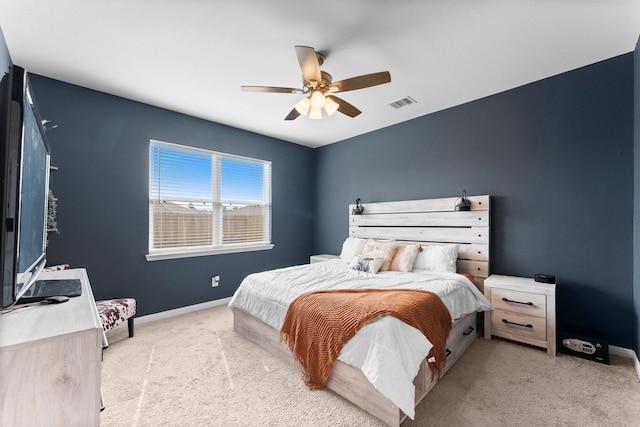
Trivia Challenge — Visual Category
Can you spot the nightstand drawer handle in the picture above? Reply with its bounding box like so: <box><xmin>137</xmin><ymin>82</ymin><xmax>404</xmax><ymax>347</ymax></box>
<box><xmin>502</xmin><ymin>319</ymin><xmax>533</xmax><ymax>328</ymax></box>
<box><xmin>502</xmin><ymin>297</ymin><xmax>533</xmax><ymax>306</ymax></box>
<box><xmin>462</xmin><ymin>326</ymin><xmax>475</xmax><ymax>336</ymax></box>
<box><xmin>445</xmin><ymin>348</ymin><xmax>452</xmax><ymax>358</ymax></box>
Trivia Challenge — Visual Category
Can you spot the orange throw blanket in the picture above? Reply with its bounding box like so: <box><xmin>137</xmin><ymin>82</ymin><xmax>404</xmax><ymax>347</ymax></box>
<box><xmin>279</xmin><ymin>288</ymin><xmax>452</xmax><ymax>390</ymax></box>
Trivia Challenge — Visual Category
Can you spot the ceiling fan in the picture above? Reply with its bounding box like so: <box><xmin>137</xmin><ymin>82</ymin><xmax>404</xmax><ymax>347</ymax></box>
<box><xmin>241</xmin><ymin>46</ymin><xmax>391</xmax><ymax>120</ymax></box>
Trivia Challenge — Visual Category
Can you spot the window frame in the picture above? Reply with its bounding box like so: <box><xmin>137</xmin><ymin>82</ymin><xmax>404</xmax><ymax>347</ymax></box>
<box><xmin>145</xmin><ymin>140</ymin><xmax>273</xmax><ymax>261</ymax></box>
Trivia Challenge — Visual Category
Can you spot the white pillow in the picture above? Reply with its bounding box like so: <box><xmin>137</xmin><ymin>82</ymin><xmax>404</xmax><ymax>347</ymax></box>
<box><xmin>339</xmin><ymin>237</ymin><xmax>366</xmax><ymax>261</ymax></box>
<box><xmin>349</xmin><ymin>255</ymin><xmax>384</xmax><ymax>274</ymax></box>
<box><xmin>413</xmin><ymin>244</ymin><xmax>459</xmax><ymax>273</ymax></box>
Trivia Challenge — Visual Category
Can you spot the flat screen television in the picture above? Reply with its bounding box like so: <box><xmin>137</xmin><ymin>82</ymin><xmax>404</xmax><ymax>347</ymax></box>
<box><xmin>0</xmin><ymin>65</ymin><xmax>50</xmax><ymax>309</ymax></box>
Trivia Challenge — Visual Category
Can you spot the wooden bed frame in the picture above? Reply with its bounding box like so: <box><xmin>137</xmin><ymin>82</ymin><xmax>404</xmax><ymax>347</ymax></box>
<box><xmin>232</xmin><ymin>195</ymin><xmax>491</xmax><ymax>426</ymax></box>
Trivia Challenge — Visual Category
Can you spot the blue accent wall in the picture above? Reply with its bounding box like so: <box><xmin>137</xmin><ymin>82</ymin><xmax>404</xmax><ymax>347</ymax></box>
<box><xmin>28</xmin><ymin>76</ymin><xmax>316</xmax><ymax>316</ymax></box>
<box><xmin>316</xmin><ymin>54</ymin><xmax>635</xmax><ymax>349</ymax></box>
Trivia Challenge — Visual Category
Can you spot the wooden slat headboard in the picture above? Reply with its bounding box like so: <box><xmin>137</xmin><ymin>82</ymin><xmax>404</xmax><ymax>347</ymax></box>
<box><xmin>348</xmin><ymin>195</ymin><xmax>491</xmax><ymax>289</ymax></box>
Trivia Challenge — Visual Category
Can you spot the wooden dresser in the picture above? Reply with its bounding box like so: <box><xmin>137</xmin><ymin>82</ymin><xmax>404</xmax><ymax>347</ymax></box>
<box><xmin>484</xmin><ymin>274</ymin><xmax>556</xmax><ymax>356</ymax></box>
<box><xmin>0</xmin><ymin>268</ymin><xmax>102</xmax><ymax>426</ymax></box>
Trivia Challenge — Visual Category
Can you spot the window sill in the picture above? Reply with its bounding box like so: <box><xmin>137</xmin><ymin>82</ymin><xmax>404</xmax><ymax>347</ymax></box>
<box><xmin>145</xmin><ymin>243</ymin><xmax>274</xmax><ymax>261</ymax></box>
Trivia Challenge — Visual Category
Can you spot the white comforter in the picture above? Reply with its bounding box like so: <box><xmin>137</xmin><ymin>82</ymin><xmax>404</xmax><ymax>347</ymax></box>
<box><xmin>228</xmin><ymin>259</ymin><xmax>491</xmax><ymax>419</ymax></box>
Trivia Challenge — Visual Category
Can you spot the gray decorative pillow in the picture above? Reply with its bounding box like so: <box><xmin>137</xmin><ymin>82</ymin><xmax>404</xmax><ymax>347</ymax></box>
<box><xmin>349</xmin><ymin>255</ymin><xmax>384</xmax><ymax>274</ymax></box>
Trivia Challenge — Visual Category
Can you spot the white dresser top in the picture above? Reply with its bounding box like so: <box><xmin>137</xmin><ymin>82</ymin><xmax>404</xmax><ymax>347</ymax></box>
<box><xmin>0</xmin><ymin>268</ymin><xmax>101</xmax><ymax>349</ymax></box>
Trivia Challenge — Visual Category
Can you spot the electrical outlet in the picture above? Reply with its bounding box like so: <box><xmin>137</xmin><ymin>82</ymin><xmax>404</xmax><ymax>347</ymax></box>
<box><xmin>212</xmin><ymin>276</ymin><xmax>220</xmax><ymax>287</ymax></box>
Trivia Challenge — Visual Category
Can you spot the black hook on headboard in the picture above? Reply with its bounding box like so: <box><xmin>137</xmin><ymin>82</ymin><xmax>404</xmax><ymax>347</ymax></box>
<box><xmin>352</xmin><ymin>198</ymin><xmax>364</xmax><ymax>215</ymax></box>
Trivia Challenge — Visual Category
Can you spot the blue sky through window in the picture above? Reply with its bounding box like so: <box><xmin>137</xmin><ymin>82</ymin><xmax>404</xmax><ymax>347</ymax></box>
<box><xmin>221</xmin><ymin>158</ymin><xmax>264</xmax><ymax>202</ymax></box>
<box><xmin>150</xmin><ymin>143</ymin><xmax>267</xmax><ymax>203</ymax></box>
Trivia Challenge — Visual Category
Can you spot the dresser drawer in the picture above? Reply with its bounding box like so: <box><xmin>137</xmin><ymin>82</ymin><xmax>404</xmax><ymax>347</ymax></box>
<box><xmin>490</xmin><ymin>288</ymin><xmax>546</xmax><ymax>317</ymax></box>
<box><xmin>445</xmin><ymin>313</ymin><xmax>478</xmax><ymax>366</ymax></box>
<box><xmin>491</xmin><ymin>309</ymin><xmax>546</xmax><ymax>342</ymax></box>
<box><xmin>415</xmin><ymin>312</ymin><xmax>477</xmax><ymax>392</ymax></box>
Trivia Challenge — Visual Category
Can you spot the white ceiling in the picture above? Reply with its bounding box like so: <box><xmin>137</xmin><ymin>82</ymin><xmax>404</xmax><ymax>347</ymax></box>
<box><xmin>1</xmin><ymin>1</ymin><xmax>639</xmax><ymax>148</ymax></box>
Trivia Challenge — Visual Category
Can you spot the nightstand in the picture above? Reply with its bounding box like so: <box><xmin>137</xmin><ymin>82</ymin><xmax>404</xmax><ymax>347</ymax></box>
<box><xmin>309</xmin><ymin>254</ymin><xmax>340</xmax><ymax>264</ymax></box>
<box><xmin>484</xmin><ymin>274</ymin><xmax>556</xmax><ymax>356</ymax></box>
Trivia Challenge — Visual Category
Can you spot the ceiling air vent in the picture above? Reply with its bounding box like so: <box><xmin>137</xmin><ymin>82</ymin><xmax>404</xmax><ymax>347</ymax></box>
<box><xmin>389</xmin><ymin>96</ymin><xmax>417</xmax><ymax>109</ymax></box>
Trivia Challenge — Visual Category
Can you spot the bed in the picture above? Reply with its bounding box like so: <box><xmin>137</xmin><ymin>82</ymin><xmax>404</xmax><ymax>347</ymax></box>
<box><xmin>228</xmin><ymin>195</ymin><xmax>491</xmax><ymax>426</ymax></box>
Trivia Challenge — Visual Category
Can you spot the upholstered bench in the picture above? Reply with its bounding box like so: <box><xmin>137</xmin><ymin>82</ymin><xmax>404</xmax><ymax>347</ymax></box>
<box><xmin>96</xmin><ymin>298</ymin><xmax>137</xmax><ymax>340</ymax></box>
<box><xmin>95</xmin><ymin>298</ymin><xmax>136</xmax><ymax>412</ymax></box>
<box><xmin>42</xmin><ymin>265</ymin><xmax>137</xmax><ymax>343</ymax></box>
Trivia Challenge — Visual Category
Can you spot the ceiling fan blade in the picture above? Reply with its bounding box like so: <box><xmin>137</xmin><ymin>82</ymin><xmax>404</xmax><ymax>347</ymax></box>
<box><xmin>328</xmin><ymin>71</ymin><xmax>391</xmax><ymax>93</ymax></box>
<box><xmin>295</xmin><ymin>46</ymin><xmax>322</xmax><ymax>86</ymax></box>
<box><xmin>241</xmin><ymin>86</ymin><xmax>303</xmax><ymax>94</ymax></box>
<box><xmin>284</xmin><ymin>108</ymin><xmax>301</xmax><ymax>121</ymax></box>
<box><xmin>327</xmin><ymin>95</ymin><xmax>361</xmax><ymax>118</ymax></box>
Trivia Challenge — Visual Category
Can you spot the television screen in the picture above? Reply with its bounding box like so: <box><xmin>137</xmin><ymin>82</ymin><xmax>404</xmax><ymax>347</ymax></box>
<box><xmin>0</xmin><ymin>65</ymin><xmax>50</xmax><ymax>308</ymax></box>
<box><xmin>15</xmin><ymin>84</ymin><xmax>49</xmax><ymax>294</ymax></box>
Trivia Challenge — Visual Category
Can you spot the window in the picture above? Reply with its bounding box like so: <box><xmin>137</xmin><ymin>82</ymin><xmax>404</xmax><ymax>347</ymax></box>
<box><xmin>147</xmin><ymin>140</ymin><xmax>272</xmax><ymax>260</ymax></box>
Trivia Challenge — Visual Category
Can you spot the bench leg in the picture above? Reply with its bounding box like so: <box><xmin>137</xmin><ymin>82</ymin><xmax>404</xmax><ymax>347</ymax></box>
<box><xmin>128</xmin><ymin>317</ymin><xmax>134</xmax><ymax>337</ymax></box>
<box><xmin>102</xmin><ymin>331</ymin><xmax>109</xmax><ymax>350</ymax></box>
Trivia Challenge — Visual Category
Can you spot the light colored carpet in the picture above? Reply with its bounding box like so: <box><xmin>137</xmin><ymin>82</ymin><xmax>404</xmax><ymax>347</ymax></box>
<box><xmin>100</xmin><ymin>305</ymin><xmax>640</xmax><ymax>427</ymax></box>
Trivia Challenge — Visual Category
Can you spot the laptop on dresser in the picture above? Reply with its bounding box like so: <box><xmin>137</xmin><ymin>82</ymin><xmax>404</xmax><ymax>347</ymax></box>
<box><xmin>17</xmin><ymin>279</ymin><xmax>82</xmax><ymax>304</ymax></box>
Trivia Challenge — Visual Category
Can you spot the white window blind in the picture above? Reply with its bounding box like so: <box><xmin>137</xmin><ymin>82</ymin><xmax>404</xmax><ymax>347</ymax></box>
<box><xmin>148</xmin><ymin>140</ymin><xmax>271</xmax><ymax>257</ymax></box>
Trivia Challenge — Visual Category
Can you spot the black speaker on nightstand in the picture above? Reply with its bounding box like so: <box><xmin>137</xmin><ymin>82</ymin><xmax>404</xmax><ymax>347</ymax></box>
<box><xmin>534</xmin><ymin>274</ymin><xmax>555</xmax><ymax>284</ymax></box>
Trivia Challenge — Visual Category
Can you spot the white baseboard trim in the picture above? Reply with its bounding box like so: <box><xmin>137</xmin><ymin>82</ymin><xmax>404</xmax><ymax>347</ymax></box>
<box><xmin>109</xmin><ymin>297</ymin><xmax>232</xmax><ymax>330</ymax></box>
<box><xmin>609</xmin><ymin>345</ymin><xmax>640</xmax><ymax>381</ymax></box>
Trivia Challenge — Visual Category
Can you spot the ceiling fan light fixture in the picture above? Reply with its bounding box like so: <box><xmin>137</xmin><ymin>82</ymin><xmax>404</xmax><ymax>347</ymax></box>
<box><xmin>310</xmin><ymin>91</ymin><xmax>325</xmax><ymax>109</ymax></box>
<box><xmin>309</xmin><ymin>106</ymin><xmax>323</xmax><ymax>120</ymax></box>
<box><xmin>294</xmin><ymin>96</ymin><xmax>311</xmax><ymax>115</ymax></box>
<box><xmin>324</xmin><ymin>96</ymin><xmax>339</xmax><ymax>116</ymax></box>
<box><xmin>241</xmin><ymin>46</ymin><xmax>391</xmax><ymax>121</ymax></box>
